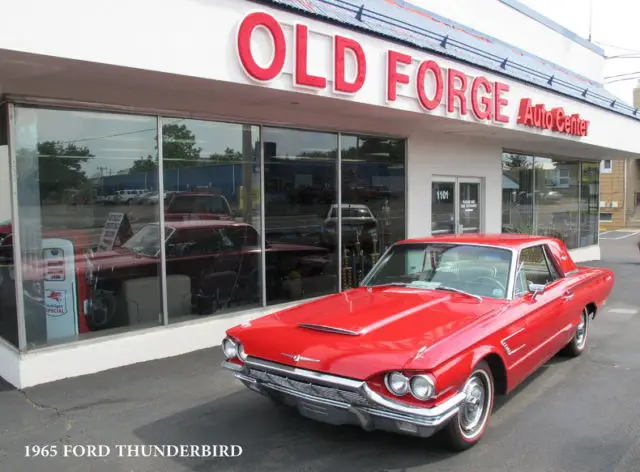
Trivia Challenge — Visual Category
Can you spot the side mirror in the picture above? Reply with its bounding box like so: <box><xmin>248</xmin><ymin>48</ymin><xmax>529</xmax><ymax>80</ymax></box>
<box><xmin>528</xmin><ymin>283</ymin><xmax>546</xmax><ymax>300</ymax></box>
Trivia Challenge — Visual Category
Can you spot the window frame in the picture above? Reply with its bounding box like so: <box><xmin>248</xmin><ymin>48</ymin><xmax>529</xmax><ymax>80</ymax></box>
<box><xmin>513</xmin><ymin>243</ymin><xmax>563</xmax><ymax>298</ymax></box>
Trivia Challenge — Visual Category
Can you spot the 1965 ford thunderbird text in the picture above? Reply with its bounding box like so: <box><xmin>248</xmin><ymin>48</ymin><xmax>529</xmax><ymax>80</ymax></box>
<box><xmin>221</xmin><ymin>234</ymin><xmax>614</xmax><ymax>451</ymax></box>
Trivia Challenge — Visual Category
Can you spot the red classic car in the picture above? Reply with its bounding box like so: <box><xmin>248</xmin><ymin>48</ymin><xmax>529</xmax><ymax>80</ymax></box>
<box><xmin>221</xmin><ymin>234</ymin><xmax>614</xmax><ymax>450</ymax></box>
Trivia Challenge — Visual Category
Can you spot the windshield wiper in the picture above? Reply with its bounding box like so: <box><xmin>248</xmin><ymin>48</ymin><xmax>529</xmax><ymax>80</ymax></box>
<box><xmin>435</xmin><ymin>286</ymin><xmax>482</xmax><ymax>302</ymax></box>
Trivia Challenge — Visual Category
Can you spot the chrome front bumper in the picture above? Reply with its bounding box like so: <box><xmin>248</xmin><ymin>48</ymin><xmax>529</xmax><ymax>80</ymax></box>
<box><xmin>221</xmin><ymin>357</ymin><xmax>466</xmax><ymax>437</ymax></box>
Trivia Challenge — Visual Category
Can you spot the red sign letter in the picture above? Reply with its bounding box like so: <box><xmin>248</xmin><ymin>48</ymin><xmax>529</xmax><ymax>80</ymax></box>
<box><xmin>387</xmin><ymin>51</ymin><xmax>412</xmax><ymax>102</ymax></box>
<box><xmin>295</xmin><ymin>24</ymin><xmax>327</xmax><ymax>89</ymax></box>
<box><xmin>552</xmin><ymin>107</ymin><xmax>566</xmax><ymax>132</ymax></box>
<box><xmin>334</xmin><ymin>35</ymin><xmax>366</xmax><ymax>94</ymax></box>
<box><xmin>447</xmin><ymin>68</ymin><xmax>468</xmax><ymax>115</ymax></box>
<box><xmin>416</xmin><ymin>60</ymin><xmax>444</xmax><ymax>111</ymax></box>
<box><xmin>494</xmin><ymin>82</ymin><xmax>510</xmax><ymax>123</ymax></box>
<box><xmin>237</xmin><ymin>12</ymin><xmax>286</xmax><ymax>82</ymax></box>
<box><xmin>470</xmin><ymin>76</ymin><xmax>493</xmax><ymax>120</ymax></box>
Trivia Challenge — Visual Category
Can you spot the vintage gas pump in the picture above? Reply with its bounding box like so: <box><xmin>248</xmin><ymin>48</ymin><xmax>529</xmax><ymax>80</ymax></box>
<box><xmin>41</xmin><ymin>236</ymin><xmax>90</xmax><ymax>341</ymax></box>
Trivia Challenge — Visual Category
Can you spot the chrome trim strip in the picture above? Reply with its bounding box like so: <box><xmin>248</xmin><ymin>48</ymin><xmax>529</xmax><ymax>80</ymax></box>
<box><xmin>297</xmin><ymin>323</ymin><xmax>360</xmax><ymax>336</ymax></box>
<box><xmin>221</xmin><ymin>361</ymin><xmax>243</xmax><ymax>372</ymax></box>
<box><xmin>244</xmin><ymin>356</ymin><xmax>364</xmax><ymax>389</ymax></box>
<box><xmin>500</xmin><ymin>327</ymin><xmax>526</xmax><ymax>356</ymax></box>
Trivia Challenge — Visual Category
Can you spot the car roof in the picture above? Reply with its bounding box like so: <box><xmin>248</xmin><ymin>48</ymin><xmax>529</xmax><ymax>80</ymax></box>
<box><xmin>330</xmin><ymin>203</ymin><xmax>370</xmax><ymax>209</ymax></box>
<box><xmin>397</xmin><ymin>233</ymin><xmax>559</xmax><ymax>250</ymax></box>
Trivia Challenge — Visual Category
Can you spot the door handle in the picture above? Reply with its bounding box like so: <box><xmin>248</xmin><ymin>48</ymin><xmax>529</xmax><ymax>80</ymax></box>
<box><xmin>563</xmin><ymin>291</ymin><xmax>574</xmax><ymax>300</ymax></box>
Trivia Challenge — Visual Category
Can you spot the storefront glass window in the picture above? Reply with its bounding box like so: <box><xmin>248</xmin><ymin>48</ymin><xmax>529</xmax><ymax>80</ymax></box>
<box><xmin>340</xmin><ymin>135</ymin><xmax>406</xmax><ymax>288</ymax></box>
<box><xmin>502</xmin><ymin>152</ymin><xmax>599</xmax><ymax>250</ymax></box>
<box><xmin>160</xmin><ymin>118</ymin><xmax>262</xmax><ymax>321</ymax></box>
<box><xmin>502</xmin><ymin>153</ymin><xmax>535</xmax><ymax>233</ymax></box>
<box><xmin>580</xmin><ymin>162</ymin><xmax>600</xmax><ymax>247</ymax></box>
<box><xmin>533</xmin><ymin>158</ymin><xmax>581</xmax><ymax>249</ymax></box>
<box><xmin>0</xmin><ymin>104</ymin><xmax>18</xmax><ymax>347</ymax></box>
<box><xmin>263</xmin><ymin>128</ymin><xmax>339</xmax><ymax>304</ymax></box>
<box><xmin>14</xmin><ymin>107</ymin><xmax>162</xmax><ymax>347</ymax></box>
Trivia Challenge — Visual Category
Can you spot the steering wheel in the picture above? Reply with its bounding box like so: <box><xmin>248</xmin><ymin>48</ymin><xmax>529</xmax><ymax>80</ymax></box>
<box><xmin>472</xmin><ymin>276</ymin><xmax>506</xmax><ymax>292</ymax></box>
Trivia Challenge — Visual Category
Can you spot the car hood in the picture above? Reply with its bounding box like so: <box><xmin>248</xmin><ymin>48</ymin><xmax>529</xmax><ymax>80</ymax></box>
<box><xmin>228</xmin><ymin>287</ymin><xmax>506</xmax><ymax>380</ymax></box>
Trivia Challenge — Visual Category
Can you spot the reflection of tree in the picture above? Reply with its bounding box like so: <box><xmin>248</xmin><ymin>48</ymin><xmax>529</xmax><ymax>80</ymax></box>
<box><xmin>342</xmin><ymin>138</ymin><xmax>404</xmax><ymax>163</ymax></box>
<box><xmin>210</xmin><ymin>147</ymin><xmax>243</xmax><ymax>162</ymax></box>
<box><xmin>34</xmin><ymin>141</ymin><xmax>92</xmax><ymax>202</ymax></box>
<box><xmin>130</xmin><ymin>124</ymin><xmax>202</xmax><ymax>173</ymax></box>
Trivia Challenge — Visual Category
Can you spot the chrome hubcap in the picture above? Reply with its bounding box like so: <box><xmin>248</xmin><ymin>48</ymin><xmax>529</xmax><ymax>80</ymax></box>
<box><xmin>460</xmin><ymin>372</ymin><xmax>490</xmax><ymax>437</ymax></box>
<box><xmin>575</xmin><ymin>312</ymin><xmax>588</xmax><ymax>348</ymax></box>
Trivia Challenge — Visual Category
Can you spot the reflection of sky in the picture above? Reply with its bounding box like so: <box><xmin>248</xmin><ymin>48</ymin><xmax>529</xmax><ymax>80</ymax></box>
<box><xmin>262</xmin><ymin>127</ymin><xmax>338</xmax><ymax>157</ymax></box>
<box><xmin>16</xmin><ymin>108</ymin><xmax>397</xmax><ymax>179</ymax></box>
<box><xmin>15</xmin><ymin>108</ymin><xmax>260</xmax><ymax>177</ymax></box>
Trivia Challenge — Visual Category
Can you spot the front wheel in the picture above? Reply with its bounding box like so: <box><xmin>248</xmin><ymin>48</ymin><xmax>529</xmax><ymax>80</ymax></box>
<box><xmin>561</xmin><ymin>308</ymin><xmax>589</xmax><ymax>357</ymax></box>
<box><xmin>440</xmin><ymin>360</ymin><xmax>495</xmax><ymax>451</ymax></box>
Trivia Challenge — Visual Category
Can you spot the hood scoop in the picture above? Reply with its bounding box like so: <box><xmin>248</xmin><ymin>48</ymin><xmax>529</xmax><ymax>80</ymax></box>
<box><xmin>297</xmin><ymin>323</ymin><xmax>361</xmax><ymax>336</ymax></box>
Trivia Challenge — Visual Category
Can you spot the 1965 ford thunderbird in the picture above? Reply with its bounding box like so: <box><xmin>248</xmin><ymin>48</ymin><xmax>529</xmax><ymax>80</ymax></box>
<box><xmin>221</xmin><ymin>234</ymin><xmax>614</xmax><ymax>450</ymax></box>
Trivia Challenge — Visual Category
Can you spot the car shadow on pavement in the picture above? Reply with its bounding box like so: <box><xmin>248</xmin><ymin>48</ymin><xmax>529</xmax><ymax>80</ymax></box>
<box><xmin>134</xmin><ymin>388</ymin><xmax>458</xmax><ymax>472</ymax></box>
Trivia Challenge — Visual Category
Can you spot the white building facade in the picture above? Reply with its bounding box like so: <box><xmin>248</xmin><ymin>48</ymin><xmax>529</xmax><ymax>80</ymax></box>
<box><xmin>0</xmin><ymin>0</ymin><xmax>639</xmax><ymax>388</ymax></box>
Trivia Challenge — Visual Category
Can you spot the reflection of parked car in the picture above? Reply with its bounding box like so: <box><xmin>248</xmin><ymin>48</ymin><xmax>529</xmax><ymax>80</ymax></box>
<box><xmin>83</xmin><ymin>220</ymin><xmax>331</xmax><ymax>329</ymax></box>
<box><xmin>321</xmin><ymin>204</ymin><xmax>378</xmax><ymax>250</ymax></box>
<box><xmin>222</xmin><ymin>234</ymin><xmax>614</xmax><ymax>451</ymax></box>
<box><xmin>165</xmin><ymin>191</ymin><xmax>237</xmax><ymax>221</ymax></box>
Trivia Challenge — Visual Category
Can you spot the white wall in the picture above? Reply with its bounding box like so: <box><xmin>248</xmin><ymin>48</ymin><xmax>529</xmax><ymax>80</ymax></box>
<box><xmin>407</xmin><ymin>0</ymin><xmax>604</xmax><ymax>82</ymax></box>
<box><xmin>0</xmin><ymin>0</ymin><xmax>637</xmax><ymax>155</ymax></box>
<box><xmin>407</xmin><ymin>133</ymin><xmax>503</xmax><ymax>238</ymax></box>
<box><xmin>0</xmin><ymin>337</ymin><xmax>20</xmax><ymax>388</ymax></box>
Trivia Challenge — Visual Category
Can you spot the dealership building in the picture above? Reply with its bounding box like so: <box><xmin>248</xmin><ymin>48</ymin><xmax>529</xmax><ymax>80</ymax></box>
<box><xmin>1</xmin><ymin>0</ymin><xmax>640</xmax><ymax>388</ymax></box>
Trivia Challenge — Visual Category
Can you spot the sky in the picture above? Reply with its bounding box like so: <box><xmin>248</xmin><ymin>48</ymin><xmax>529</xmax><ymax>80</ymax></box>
<box><xmin>519</xmin><ymin>0</ymin><xmax>640</xmax><ymax>104</ymax></box>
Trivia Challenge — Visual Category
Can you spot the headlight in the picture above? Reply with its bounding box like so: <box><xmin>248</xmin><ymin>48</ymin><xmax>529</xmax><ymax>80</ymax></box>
<box><xmin>385</xmin><ymin>371</ymin><xmax>410</xmax><ymax>396</ymax></box>
<box><xmin>222</xmin><ymin>337</ymin><xmax>238</xmax><ymax>359</ymax></box>
<box><xmin>409</xmin><ymin>374</ymin><xmax>436</xmax><ymax>400</ymax></box>
<box><xmin>237</xmin><ymin>343</ymin><xmax>248</xmax><ymax>361</ymax></box>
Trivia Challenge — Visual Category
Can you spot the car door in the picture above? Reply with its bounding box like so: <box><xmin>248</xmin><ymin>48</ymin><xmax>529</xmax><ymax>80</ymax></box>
<box><xmin>504</xmin><ymin>244</ymin><xmax>566</xmax><ymax>383</ymax></box>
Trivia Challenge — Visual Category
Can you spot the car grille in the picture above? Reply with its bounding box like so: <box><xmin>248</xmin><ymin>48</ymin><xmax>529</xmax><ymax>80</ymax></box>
<box><xmin>247</xmin><ymin>368</ymin><xmax>370</xmax><ymax>406</ymax></box>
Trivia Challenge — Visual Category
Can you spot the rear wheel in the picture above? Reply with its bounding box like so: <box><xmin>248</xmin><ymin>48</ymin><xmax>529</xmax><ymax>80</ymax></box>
<box><xmin>440</xmin><ymin>360</ymin><xmax>494</xmax><ymax>451</ymax></box>
<box><xmin>561</xmin><ymin>308</ymin><xmax>589</xmax><ymax>357</ymax></box>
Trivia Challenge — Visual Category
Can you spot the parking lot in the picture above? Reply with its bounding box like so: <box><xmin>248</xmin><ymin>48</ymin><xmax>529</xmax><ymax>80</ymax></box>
<box><xmin>2</xmin><ymin>234</ymin><xmax>640</xmax><ymax>472</ymax></box>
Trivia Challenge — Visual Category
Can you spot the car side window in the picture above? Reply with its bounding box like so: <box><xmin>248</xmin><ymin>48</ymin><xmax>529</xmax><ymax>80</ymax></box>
<box><xmin>515</xmin><ymin>245</ymin><xmax>561</xmax><ymax>296</ymax></box>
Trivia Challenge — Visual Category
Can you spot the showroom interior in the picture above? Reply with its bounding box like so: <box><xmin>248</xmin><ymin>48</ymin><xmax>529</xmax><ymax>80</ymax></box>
<box><xmin>2</xmin><ymin>0</ymin><xmax>640</xmax><ymax>388</ymax></box>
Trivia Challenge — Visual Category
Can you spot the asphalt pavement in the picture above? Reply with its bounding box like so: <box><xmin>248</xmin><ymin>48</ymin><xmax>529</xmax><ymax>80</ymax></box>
<box><xmin>2</xmin><ymin>234</ymin><xmax>640</xmax><ymax>472</ymax></box>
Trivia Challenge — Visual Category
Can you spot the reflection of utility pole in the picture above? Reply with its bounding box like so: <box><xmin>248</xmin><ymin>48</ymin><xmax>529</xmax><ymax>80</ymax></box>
<box><xmin>97</xmin><ymin>166</ymin><xmax>107</xmax><ymax>195</ymax></box>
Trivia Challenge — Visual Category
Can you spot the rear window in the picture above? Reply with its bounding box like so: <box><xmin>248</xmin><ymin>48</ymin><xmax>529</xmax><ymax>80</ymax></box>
<box><xmin>329</xmin><ymin>207</ymin><xmax>372</xmax><ymax>218</ymax></box>
<box><xmin>167</xmin><ymin>195</ymin><xmax>229</xmax><ymax>214</ymax></box>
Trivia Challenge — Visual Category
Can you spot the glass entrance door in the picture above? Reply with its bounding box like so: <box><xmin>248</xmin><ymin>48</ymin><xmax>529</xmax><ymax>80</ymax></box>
<box><xmin>431</xmin><ymin>177</ymin><xmax>483</xmax><ymax>235</ymax></box>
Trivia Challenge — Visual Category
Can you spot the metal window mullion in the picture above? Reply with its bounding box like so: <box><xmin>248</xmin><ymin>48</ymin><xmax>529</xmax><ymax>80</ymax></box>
<box><xmin>337</xmin><ymin>134</ymin><xmax>342</xmax><ymax>292</ymax></box>
<box><xmin>156</xmin><ymin>116</ymin><xmax>169</xmax><ymax>326</ymax></box>
<box><xmin>7</xmin><ymin>104</ymin><xmax>28</xmax><ymax>351</ymax></box>
<box><xmin>259</xmin><ymin>126</ymin><xmax>266</xmax><ymax>307</ymax></box>
<box><xmin>577</xmin><ymin>162</ymin><xmax>582</xmax><ymax>247</ymax></box>
<box><xmin>532</xmin><ymin>156</ymin><xmax>537</xmax><ymax>234</ymax></box>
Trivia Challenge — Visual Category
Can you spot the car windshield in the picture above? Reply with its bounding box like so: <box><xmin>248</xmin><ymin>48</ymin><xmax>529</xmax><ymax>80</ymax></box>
<box><xmin>122</xmin><ymin>224</ymin><xmax>175</xmax><ymax>257</ymax></box>
<box><xmin>363</xmin><ymin>243</ymin><xmax>513</xmax><ymax>299</ymax></box>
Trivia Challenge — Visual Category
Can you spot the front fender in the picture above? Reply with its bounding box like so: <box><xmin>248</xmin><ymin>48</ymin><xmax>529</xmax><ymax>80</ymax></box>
<box><xmin>411</xmin><ymin>344</ymin><xmax>508</xmax><ymax>401</ymax></box>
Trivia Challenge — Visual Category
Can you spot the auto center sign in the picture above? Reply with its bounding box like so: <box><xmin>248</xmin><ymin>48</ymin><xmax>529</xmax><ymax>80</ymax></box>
<box><xmin>235</xmin><ymin>11</ymin><xmax>588</xmax><ymax>134</ymax></box>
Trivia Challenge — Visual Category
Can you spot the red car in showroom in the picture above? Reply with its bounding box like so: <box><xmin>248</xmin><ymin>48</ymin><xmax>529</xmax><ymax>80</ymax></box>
<box><xmin>221</xmin><ymin>234</ymin><xmax>614</xmax><ymax>450</ymax></box>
